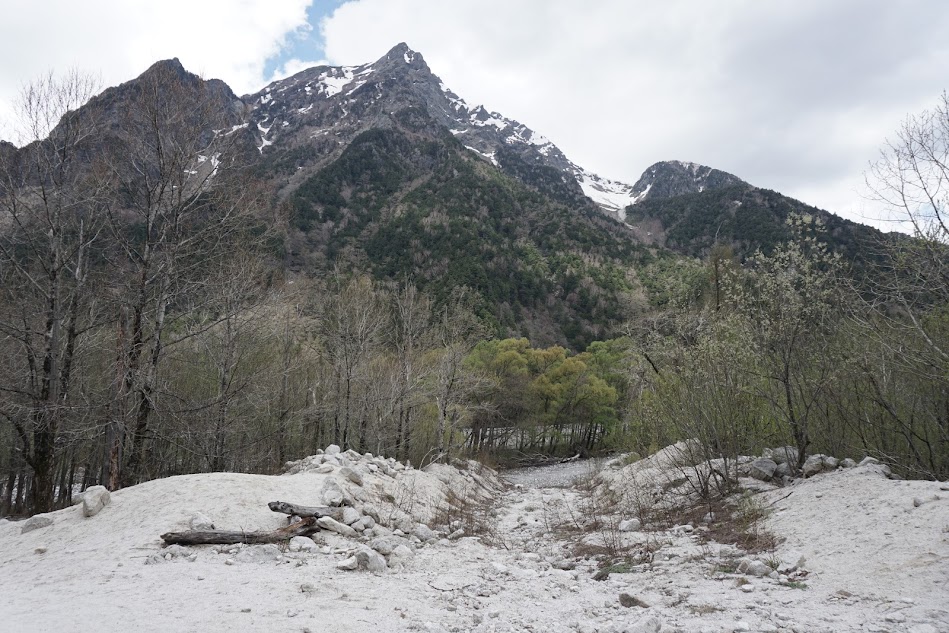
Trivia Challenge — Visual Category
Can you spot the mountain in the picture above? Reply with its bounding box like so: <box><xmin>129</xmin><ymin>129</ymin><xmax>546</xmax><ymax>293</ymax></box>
<box><xmin>623</xmin><ymin>163</ymin><xmax>885</xmax><ymax>270</ymax></box>
<box><xmin>1</xmin><ymin>43</ymin><xmax>893</xmax><ymax>347</ymax></box>
<box><xmin>243</xmin><ymin>43</ymin><xmax>644</xmax><ymax>219</ymax></box>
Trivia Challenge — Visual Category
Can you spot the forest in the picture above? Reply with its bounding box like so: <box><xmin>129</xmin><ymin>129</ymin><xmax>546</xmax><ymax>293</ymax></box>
<box><xmin>1</xmin><ymin>68</ymin><xmax>947</xmax><ymax>517</ymax></box>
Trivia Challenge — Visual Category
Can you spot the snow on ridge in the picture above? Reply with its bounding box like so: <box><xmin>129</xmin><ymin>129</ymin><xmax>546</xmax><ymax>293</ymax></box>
<box><xmin>575</xmin><ymin>169</ymin><xmax>640</xmax><ymax>220</ymax></box>
<box><xmin>318</xmin><ymin>67</ymin><xmax>356</xmax><ymax>98</ymax></box>
<box><xmin>464</xmin><ymin>145</ymin><xmax>499</xmax><ymax>167</ymax></box>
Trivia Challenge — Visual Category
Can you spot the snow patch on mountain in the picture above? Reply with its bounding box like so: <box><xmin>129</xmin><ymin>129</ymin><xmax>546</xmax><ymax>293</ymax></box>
<box><xmin>574</xmin><ymin>171</ymin><xmax>643</xmax><ymax>219</ymax></box>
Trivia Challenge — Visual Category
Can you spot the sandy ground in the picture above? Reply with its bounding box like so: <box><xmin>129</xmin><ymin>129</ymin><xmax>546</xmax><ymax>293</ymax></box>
<box><xmin>0</xmin><ymin>452</ymin><xmax>947</xmax><ymax>633</ymax></box>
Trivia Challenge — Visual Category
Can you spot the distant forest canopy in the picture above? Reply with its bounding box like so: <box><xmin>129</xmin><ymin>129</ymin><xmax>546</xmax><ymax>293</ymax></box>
<box><xmin>0</xmin><ymin>68</ymin><xmax>946</xmax><ymax>518</ymax></box>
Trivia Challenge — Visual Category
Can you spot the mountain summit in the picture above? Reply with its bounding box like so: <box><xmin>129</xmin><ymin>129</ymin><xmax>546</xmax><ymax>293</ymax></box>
<box><xmin>244</xmin><ymin>43</ymin><xmax>645</xmax><ymax>218</ymax></box>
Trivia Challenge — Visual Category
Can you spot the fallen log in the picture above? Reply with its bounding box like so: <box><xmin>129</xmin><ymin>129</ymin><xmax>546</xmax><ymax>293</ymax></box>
<box><xmin>268</xmin><ymin>501</ymin><xmax>342</xmax><ymax>520</ymax></box>
<box><xmin>160</xmin><ymin>517</ymin><xmax>319</xmax><ymax>546</ymax></box>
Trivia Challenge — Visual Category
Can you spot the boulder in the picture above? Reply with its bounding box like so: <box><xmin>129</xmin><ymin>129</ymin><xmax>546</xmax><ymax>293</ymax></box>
<box><xmin>317</xmin><ymin>516</ymin><xmax>358</xmax><ymax>538</ymax></box>
<box><xmin>802</xmin><ymin>454</ymin><xmax>826</xmax><ymax>478</ymax></box>
<box><xmin>189</xmin><ymin>512</ymin><xmax>215</xmax><ymax>531</ymax></box>
<box><xmin>355</xmin><ymin>548</ymin><xmax>388</xmax><ymax>572</ymax></box>
<box><xmin>748</xmin><ymin>458</ymin><xmax>778</xmax><ymax>481</ymax></box>
<box><xmin>288</xmin><ymin>536</ymin><xmax>318</xmax><ymax>552</ymax></box>
<box><xmin>737</xmin><ymin>558</ymin><xmax>772</xmax><ymax>577</ymax></box>
<box><xmin>412</xmin><ymin>523</ymin><xmax>436</xmax><ymax>543</ymax></box>
<box><xmin>336</xmin><ymin>556</ymin><xmax>358</xmax><ymax>570</ymax></box>
<box><xmin>822</xmin><ymin>455</ymin><xmax>840</xmax><ymax>470</ymax></box>
<box><xmin>20</xmin><ymin>514</ymin><xmax>54</xmax><ymax>534</ymax></box>
<box><xmin>369</xmin><ymin>535</ymin><xmax>412</xmax><ymax>556</ymax></box>
<box><xmin>770</xmin><ymin>446</ymin><xmax>799</xmax><ymax>466</ymax></box>
<box><xmin>840</xmin><ymin>458</ymin><xmax>857</xmax><ymax>468</ymax></box>
<box><xmin>618</xmin><ymin>518</ymin><xmax>641</xmax><ymax>532</ymax></box>
<box><xmin>339</xmin><ymin>467</ymin><xmax>363</xmax><ymax>486</ymax></box>
<box><xmin>341</xmin><ymin>507</ymin><xmax>361</xmax><ymax>526</ymax></box>
<box><xmin>82</xmin><ymin>486</ymin><xmax>111</xmax><ymax>518</ymax></box>
<box><xmin>325</xmin><ymin>444</ymin><xmax>341</xmax><ymax>456</ymax></box>
<box><xmin>619</xmin><ymin>593</ymin><xmax>651</xmax><ymax>608</ymax></box>
<box><xmin>320</xmin><ymin>478</ymin><xmax>350</xmax><ymax>507</ymax></box>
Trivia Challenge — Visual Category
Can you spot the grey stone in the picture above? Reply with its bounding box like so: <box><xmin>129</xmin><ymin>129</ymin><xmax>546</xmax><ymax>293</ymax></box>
<box><xmin>841</xmin><ymin>458</ymin><xmax>857</xmax><ymax>468</ymax></box>
<box><xmin>627</xmin><ymin>615</ymin><xmax>662</xmax><ymax>633</ymax></box>
<box><xmin>320</xmin><ymin>478</ymin><xmax>349</xmax><ymax>507</ymax></box>
<box><xmin>749</xmin><ymin>458</ymin><xmax>778</xmax><ymax>481</ymax></box>
<box><xmin>341</xmin><ymin>507</ymin><xmax>361</xmax><ymax>525</ymax></box>
<box><xmin>190</xmin><ymin>512</ymin><xmax>215</xmax><ymax>531</ymax></box>
<box><xmin>774</xmin><ymin>462</ymin><xmax>791</xmax><ymax>478</ymax></box>
<box><xmin>802</xmin><ymin>454</ymin><xmax>825</xmax><ymax>478</ymax></box>
<box><xmin>21</xmin><ymin>514</ymin><xmax>54</xmax><ymax>533</ymax></box>
<box><xmin>317</xmin><ymin>516</ymin><xmax>358</xmax><ymax>538</ymax></box>
<box><xmin>822</xmin><ymin>455</ymin><xmax>840</xmax><ymax>470</ymax></box>
<box><xmin>315</xmin><ymin>464</ymin><xmax>334</xmax><ymax>474</ymax></box>
<box><xmin>619</xmin><ymin>593</ymin><xmax>650</xmax><ymax>608</ymax></box>
<box><xmin>771</xmin><ymin>446</ymin><xmax>799</xmax><ymax>466</ymax></box>
<box><xmin>778</xmin><ymin>550</ymin><xmax>806</xmax><ymax>572</ymax></box>
<box><xmin>618</xmin><ymin>518</ymin><xmax>641</xmax><ymax>532</ymax></box>
<box><xmin>325</xmin><ymin>444</ymin><xmax>341</xmax><ymax>456</ymax></box>
<box><xmin>339</xmin><ymin>467</ymin><xmax>363</xmax><ymax>486</ymax></box>
<box><xmin>412</xmin><ymin>524</ymin><xmax>436</xmax><ymax>542</ymax></box>
<box><xmin>737</xmin><ymin>558</ymin><xmax>772</xmax><ymax>577</ymax></box>
<box><xmin>355</xmin><ymin>548</ymin><xmax>388</xmax><ymax>572</ymax></box>
<box><xmin>82</xmin><ymin>486</ymin><xmax>111</xmax><ymax>518</ymax></box>
<box><xmin>235</xmin><ymin>544</ymin><xmax>282</xmax><ymax>563</ymax></box>
<box><xmin>288</xmin><ymin>536</ymin><xmax>318</xmax><ymax>552</ymax></box>
<box><xmin>336</xmin><ymin>555</ymin><xmax>358</xmax><ymax>570</ymax></box>
<box><xmin>369</xmin><ymin>535</ymin><xmax>411</xmax><ymax>556</ymax></box>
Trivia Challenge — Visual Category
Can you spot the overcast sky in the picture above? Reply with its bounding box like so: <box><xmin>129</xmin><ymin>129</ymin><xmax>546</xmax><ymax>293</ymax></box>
<box><xmin>2</xmin><ymin>1</ymin><xmax>947</xmax><ymax>230</ymax></box>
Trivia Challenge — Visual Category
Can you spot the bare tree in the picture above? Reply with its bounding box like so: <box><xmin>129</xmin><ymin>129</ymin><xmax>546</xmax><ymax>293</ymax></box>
<box><xmin>0</xmin><ymin>71</ymin><xmax>105</xmax><ymax>513</ymax></box>
<box><xmin>101</xmin><ymin>61</ymin><xmax>256</xmax><ymax>487</ymax></box>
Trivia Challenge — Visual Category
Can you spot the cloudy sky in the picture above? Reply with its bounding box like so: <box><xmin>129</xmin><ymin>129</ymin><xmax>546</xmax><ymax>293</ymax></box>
<box><xmin>2</xmin><ymin>0</ymin><xmax>947</xmax><ymax>230</ymax></box>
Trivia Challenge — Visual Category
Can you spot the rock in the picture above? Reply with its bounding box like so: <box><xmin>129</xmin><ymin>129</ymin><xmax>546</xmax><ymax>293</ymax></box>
<box><xmin>315</xmin><ymin>464</ymin><xmax>334</xmax><ymax>474</ymax></box>
<box><xmin>339</xmin><ymin>467</ymin><xmax>363</xmax><ymax>486</ymax></box>
<box><xmin>822</xmin><ymin>455</ymin><xmax>840</xmax><ymax>469</ymax></box>
<box><xmin>235</xmin><ymin>544</ymin><xmax>282</xmax><ymax>563</ymax></box>
<box><xmin>190</xmin><ymin>512</ymin><xmax>215</xmax><ymax>531</ymax></box>
<box><xmin>341</xmin><ymin>507</ymin><xmax>361</xmax><ymax>525</ymax></box>
<box><xmin>448</xmin><ymin>528</ymin><xmax>465</xmax><ymax>540</ymax></box>
<box><xmin>325</xmin><ymin>444</ymin><xmax>341</xmax><ymax>456</ymax></box>
<box><xmin>778</xmin><ymin>550</ymin><xmax>806</xmax><ymax>572</ymax></box>
<box><xmin>619</xmin><ymin>593</ymin><xmax>650</xmax><ymax>608</ymax></box>
<box><xmin>859</xmin><ymin>456</ymin><xmax>880</xmax><ymax>467</ymax></box>
<box><xmin>389</xmin><ymin>544</ymin><xmax>415</xmax><ymax>566</ymax></box>
<box><xmin>82</xmin><ymin>485</ymin><xmax>111</xmax><ymax>517</ymax></box>
<box><xmin>321</xmin><ymin>478</ymin><xmax>349</xmax><ymax>507</ymax></box>
<box><xmin>336</xmin><ymin>556</ymin><xmax>358</xmax><ymax>570</ymax></box>
<box><xmin>618</xmin><ymin>518</ymin><xmax>641</xmax><ymax>532</ymax></box>
<box><xmin>317</xmin><ymin>516</ymin><xmax>358</xmax><ymax>538</ymax></box>
<box><xmin>355</xmin><ymin>548</ymin><xmax>388</xmax><ymax>572</ymax></box>
<box><xmin>552</xmin><ymin>559</ymin><xmax>576</xmax><ymax>570</ymax></box>
<box><xmin>774</xmin><ymin>462</ymin><xmax>791</xmax><ymax>478</ymax></box>
<box><xmin>802</xmin><ymin>455</ymin><xmax>825</xmax><ymax>478</ymax></box>
<box><xmin>288</xmin><ymin>536</ymin><xmax>318</xmax><ymax>552</ymax></box>
<box><xmin>369</xmin><ymin>535</ymin><xmax>411</xmax><ymax>556</ymax></box>
<box><xmin>737</xmin><ymin>558</ymin><xmax>772</xmax><ymax>577</ymax></box>
<box><xmin>34</xmin><ymin>546</ymin><xmax>48</xmax><ymax>554</ymax></box>
<box><xmin>627</xmin><ymin>615</ymin><xmax>662</xmax><ymax>633</ymax></box>
<box><xmin>771</xmin><ymin>446</ymin><xmax>799</xmax><ymax>466</ymax></box>
<box><xmin>300</xmin><ymin>582</ymin><xmax>317</xmax><ymax>594</ymax></box>
<box><xmin>412</xmin><ymin>523</ymin><xmax>436</xmax><ymax>543</ymax></box>
<box><xmin>841</xmin><ymin>458</ymin><xmax>857</xmax><ymax>468</ymax></box>
<box><xmin>749</xmin><ymin>458</ymin><xmax>778</xmax><ymax>481</ymax></box>
<box><xmin>20</xmin><ymin>514</ymin><xmax>54</xmax><ymax>533</ymax></box>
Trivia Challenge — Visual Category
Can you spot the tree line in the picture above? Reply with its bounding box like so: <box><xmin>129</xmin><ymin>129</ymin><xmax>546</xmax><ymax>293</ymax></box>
<box><xmin>1</xmin><ymin>70</ymin><xmax>946</xmax><ymax>517</ymax></box>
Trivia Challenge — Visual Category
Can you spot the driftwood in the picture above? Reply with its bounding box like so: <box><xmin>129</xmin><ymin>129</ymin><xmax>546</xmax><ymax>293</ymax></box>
<box><xmin>160</xmin><ymin>517</ymin><xmax>319</xmax><ymax>546</ymax></box>
<box><xmin>268</xmin><ymin>501</ymin><xmax>342</xmax><ymax>520</ymax></box>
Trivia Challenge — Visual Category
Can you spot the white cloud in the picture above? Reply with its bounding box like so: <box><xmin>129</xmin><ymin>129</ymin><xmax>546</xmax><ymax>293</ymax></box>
<box><xmin>0</xmin><ymin>0</ymin><xmax>313</xmax><ymax>140</ymax></box>
<box><xmin>267</xmin><ymin>58</ymin><xmax>330</xmax><ymax>84</ymax></box>
<box><xmin>317</xmin><ymin>0</ymin><xmax>949</xmax><ymax>227</ymax></box>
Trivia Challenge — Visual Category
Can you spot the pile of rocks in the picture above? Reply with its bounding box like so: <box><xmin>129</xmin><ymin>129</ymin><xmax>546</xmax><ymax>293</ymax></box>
<box><xmin>154</xmin><ymin>444</ymin><xmax>501</xmax><ymax>574</ymax></box>
<box><xmin>745</xmin><ymin>447</ymin><xmax>891</xmax><ymax>484</ymax></box>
